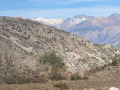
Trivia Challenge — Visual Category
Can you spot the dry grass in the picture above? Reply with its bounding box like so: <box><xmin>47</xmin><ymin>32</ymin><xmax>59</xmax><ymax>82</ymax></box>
<box><xmin>53</xmin><ymin>81</ymin><xmax>69</xmax><ymax>90</ymax></box>
<box><xmin>70</xmin><ymin>72</ymin><xmax>89</xmax><ymax>80</ymax></box>
<box><xmin>50</xmin><ymin>66</ymin><xmax>70</xmax><ymax>80</ymax></box>
<box><xmin>1</xmin><ymin>80</ymin><xmax>120</xmax><ymax>90</ymax></box>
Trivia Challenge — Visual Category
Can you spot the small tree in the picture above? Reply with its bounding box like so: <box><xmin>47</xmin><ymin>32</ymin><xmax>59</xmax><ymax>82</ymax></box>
<box><xmin>37</xmin><ymin>51</ymin><xmax>65</xmax><ymax>68</ymax></box>
<box><xmin>37</xmin><ymin>51</ymin><xmax>69</xmax><ymax>80</ymax></box>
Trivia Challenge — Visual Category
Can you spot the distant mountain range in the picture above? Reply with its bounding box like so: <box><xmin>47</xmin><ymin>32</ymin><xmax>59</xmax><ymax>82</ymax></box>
<box><xmin>29</xmin><ymin>13</ymin><xmax>120</xmax><ymax>48</ymax></box>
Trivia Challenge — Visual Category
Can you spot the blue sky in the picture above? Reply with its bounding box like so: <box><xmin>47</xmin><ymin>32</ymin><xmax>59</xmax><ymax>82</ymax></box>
<box><xmin>0</xmin><ymin>0</ymin><xmax>120</xmax><ymax>19</ymax></box>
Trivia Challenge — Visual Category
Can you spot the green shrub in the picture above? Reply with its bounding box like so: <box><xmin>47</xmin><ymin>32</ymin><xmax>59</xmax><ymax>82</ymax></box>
<box><xmin>70</xmin><ymin>73</ymin><xmax>81</xmax><ymax>80</ymax></box>
<box><xmin>111</xmin><ymin>54</ymin><xmax>120</xmax><ymax>66</ymax></box>
<box><xmin>37</xmin><ymin>51</ymin><xmax>70</xmax><ymax>80</ymax></box>
<box><xmin>70</xmin><ymin>72</ymin><xmax>89</xmax><ymax>80</ymax></box>
<box><xmin>111</xmin><ymin>60</ymin><xmax>118</xmax><ymax>66</ymax></box>
<box><xmin>37</xmin><ymin>51</ymin><xmax>65</xmax><ymax>68</ymax></box>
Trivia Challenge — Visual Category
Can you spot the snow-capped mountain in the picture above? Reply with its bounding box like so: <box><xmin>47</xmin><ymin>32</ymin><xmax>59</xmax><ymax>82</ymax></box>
<box><xmin>29</xmin><ymin>17</ymin><xmax>63</xmax><ymax>26</ymax></box>
<box><xmin>29</xmin><ymin>14</ymin><xmax>95</xmax><ymax>30</ymax></box>
<box><xmin>79</xmin><ymin>13</ymin><xmax>120</xmax><ymax>48</ymax></box>
<box><xmin>29</xmin><ymin>13</ymin><xmax>120</xmax><ymax>48</ymax></box>
<box><xmin>59</xmin><ymin>14</ymin><xmax>95</xmax><ymax>31</ymax></box>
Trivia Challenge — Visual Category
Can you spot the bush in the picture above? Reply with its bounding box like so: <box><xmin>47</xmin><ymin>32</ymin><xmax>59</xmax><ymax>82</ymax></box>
<box><xmin>111</xmin><ymin>60</ymin><xmax>118</xmax><ymax>66</ymax></box>
<box><xmin>37</xmin><ymin>51</ymin><xmax>65</xmax><ymax>68</ymax></box>
<box><xmin>4</xmin><ymin>75</ymin><xmax>32</xmax><ymax>84</ymax></box>
<box><xmin>111</xmin><ymin>54</ymin><xmax>120</xmax><ymax>66</ymax></box>
<box><xmin>0</xmin><ymin>52</ymin><xmax>50</xmax><ymax>84</ymax></box>
<box><xmin>70</xmin><ymin>73</ymin><xmax>81</xmax><ymax>80</ymax></box>
<box><xmin>70</xmin><ymin>72</ymin><xmax>89</xmax><ymax>80</ymax></box>
<box><xmin>37</xmin><ymin>51</ymin><xmax>70</xmax><ymax>80</ymax></box>
<box><xmin>32</xmin><ymin>74</ymin><xmax>48</xmax><ymax>83</ymax></box>
<box><xmin>53</xmin><ymin>81</ymin><xmax>69</xmax><ymax>90</ymax></box>
<box><xmin>50</xmin><ymin>65</ymin><xmax>70</xmax><ymax>80</ymax></box>
<box><xmin>2</xmin><ymin>69</ymin><xmax>49</xmax><ymax>84</ymax></box>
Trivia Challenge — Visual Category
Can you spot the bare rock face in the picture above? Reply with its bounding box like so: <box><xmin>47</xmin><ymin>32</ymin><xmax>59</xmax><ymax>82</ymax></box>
<box><xmin>0</xmin><ymin>16</ymin><xmax>120</xmax><ymax>73</ymax></box>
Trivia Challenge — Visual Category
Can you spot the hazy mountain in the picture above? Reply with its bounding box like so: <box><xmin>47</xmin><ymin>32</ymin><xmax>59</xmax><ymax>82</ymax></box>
<box><xmin>29</xmin><ymin>17</ymin><xmax>63</xmax><ymax>29</ymax></box>
<box><xmin>0</xmin><ymin>16</ymin><xmax>119</xmax><ymax>74</ymax></box>
<box><xmin>31</xmin><ymin>13</ymin><xmax>120</xmax><ymax>48</ymax></box>
<box><xmin>80</xmin><ymin>13</ymin><xmax>120</xmax><ymax>47</ymax></box>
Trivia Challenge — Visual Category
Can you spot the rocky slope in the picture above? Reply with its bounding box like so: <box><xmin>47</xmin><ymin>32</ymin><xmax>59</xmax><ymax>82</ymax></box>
<box><xmin>0</xmin><ymin>16</ymin><xmax>120</xmax><ymax>74</ymax></box>
<box><xmin>31</xmin><ymin>14</ymin><xmax>120</xmax><ymax>48</ymax></box>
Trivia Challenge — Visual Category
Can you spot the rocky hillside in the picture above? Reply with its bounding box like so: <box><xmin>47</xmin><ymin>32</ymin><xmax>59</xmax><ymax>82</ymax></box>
<box><xmin>0</xmin><ymin>16</ymin><xmax>120</xmax><ymax>74</ymax></box>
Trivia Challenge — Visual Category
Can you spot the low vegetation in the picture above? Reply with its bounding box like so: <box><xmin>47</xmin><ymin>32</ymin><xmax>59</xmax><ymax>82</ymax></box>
<box><xmin>111</xmin><ymin>60</ymin><xmax>118</xmax><ymax>66</ymax></box>
<box><xmin>0</xmin><ymin>51</ymin><xmax>49</xmax><ymax>84</ymax></box>
<box><xmin>71</xmin><ymin>73</ymin><xmax>81</xmax><ymax>80</ymax></box>
<box><xmin>111</xmin><ymin>54</ymin><xmax>120</xmax><ymax>66</ymax></box>
<box><xmin>50</xmin><ymin>65</ymin><xmax>70</xmax><ymax>80</ymax></box>
<box><xmin>0</xmin><ymin>51</ymin><xmax>70</xmax><ymax>84</ymax></box>
<box><xmin>37</xmin><ymin>51</ymin><xmax>70</xmax><ymax>80</ymax></box>
<box><xmin>70</xmin><ymin>72</ymin><xmax>89</xmax><ymax>80</ymax></box>
<box><xmin>53</xmin><ymin>81</ymin><xmax>69</xmax><ymax>90</ymax></box>
<box><xmin>37</xmin><ymin>51</ymin><xmax>65</xmax><ymax>68</ymax></box>
<box><xmin>0</xmin><ymin>51</ymin><xmax>90</xmax><ymax>84</ymax></box>
<box><xmin>1</xmin><ymin>51</ymin><xmax>119</xmax><ymax>85</ymax></box>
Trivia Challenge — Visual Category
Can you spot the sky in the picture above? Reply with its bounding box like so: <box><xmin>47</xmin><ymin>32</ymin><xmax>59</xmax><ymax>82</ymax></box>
<box><xmin>0</xmin><ymin>0</ymin><xmax>120</xmax><ymax>19</ymax></box>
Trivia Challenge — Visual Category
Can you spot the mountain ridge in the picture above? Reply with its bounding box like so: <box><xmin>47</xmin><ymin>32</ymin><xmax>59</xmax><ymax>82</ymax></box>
<box><xmin>30</xmin><ymin>13</ymin><xmax>120</xmax><ymax>48</ymax></box>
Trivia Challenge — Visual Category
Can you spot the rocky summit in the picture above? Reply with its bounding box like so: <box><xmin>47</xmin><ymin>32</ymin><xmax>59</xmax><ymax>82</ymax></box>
<box><xmin>0</xmin><ymin>16</ymin><xmax>120</xmax><ymax>74</ymax></box>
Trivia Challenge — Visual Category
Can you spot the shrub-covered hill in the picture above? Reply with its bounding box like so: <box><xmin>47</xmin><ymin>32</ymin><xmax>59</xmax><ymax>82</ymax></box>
<box><xmin>0</xmin><ymin>16</ymin><xmax>120</xmax><ymax>77</ymax></box>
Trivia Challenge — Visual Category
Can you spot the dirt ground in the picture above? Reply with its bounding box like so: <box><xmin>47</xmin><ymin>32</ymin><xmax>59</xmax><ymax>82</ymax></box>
<box><xmin>0</xmin><ymin>64</ymin><xmax>120</xmax><ymax>90</ymax></box>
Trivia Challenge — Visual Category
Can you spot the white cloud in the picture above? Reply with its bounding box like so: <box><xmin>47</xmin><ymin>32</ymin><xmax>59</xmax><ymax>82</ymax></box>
<box><xmin>0</xmin><ymin>7</ymin><xmax>120</xmax><ymax>18</ymax></box>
